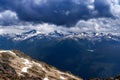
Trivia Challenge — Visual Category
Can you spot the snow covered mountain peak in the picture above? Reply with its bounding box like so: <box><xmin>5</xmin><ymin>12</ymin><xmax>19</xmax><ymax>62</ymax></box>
<box><xmin>0</xmin><ymin>24</ymin><xmax>120</xmax><ymax>41</ymax></box>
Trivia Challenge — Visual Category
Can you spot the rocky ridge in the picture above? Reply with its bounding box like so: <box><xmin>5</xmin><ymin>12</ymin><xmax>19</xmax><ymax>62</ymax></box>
<box><xmin>0</xmin><ymin>50</ymin><xmax>82</xmax><ymax>80</ymax></box>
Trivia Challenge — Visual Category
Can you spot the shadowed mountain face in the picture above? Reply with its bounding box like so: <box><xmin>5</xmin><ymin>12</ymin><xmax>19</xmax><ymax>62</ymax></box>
<box><xmin>1</xmin><ymin>32</ymin><xmax>120</xmax><ymax>79</ymax></box>
<box><xmin>0</xmin><ymin>50</ymin><xmax>82</xmax><ymax>80</ymax></box>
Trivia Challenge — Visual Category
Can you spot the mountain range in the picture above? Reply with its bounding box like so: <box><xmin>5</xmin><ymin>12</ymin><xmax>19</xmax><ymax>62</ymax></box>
<box><xmin>1</xmin><ymin>29</ymin><xmax>120</xmax><ymax>78</ymax></box>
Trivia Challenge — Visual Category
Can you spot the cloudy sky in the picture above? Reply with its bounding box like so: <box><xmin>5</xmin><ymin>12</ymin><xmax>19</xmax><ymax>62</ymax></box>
<box><xmin>0</xmin><ymin>0</ymin><xmax>120</xmax><ymax>35</ymax></box>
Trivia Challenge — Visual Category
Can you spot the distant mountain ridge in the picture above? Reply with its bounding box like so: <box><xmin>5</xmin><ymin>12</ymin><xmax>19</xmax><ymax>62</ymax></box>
<box><xmin>1</xmin><ymin>29</ymin><xmax>120</xmax><ymax>42</ymax></box>
<box><xmin>1</xmin><ymin>30</ymin><xmax>120</xmax><ymax>78</ymax></box>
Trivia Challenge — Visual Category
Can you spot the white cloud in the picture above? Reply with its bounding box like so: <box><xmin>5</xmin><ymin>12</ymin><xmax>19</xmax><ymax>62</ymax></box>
<box><xmin>27</xmin><ymin>18</ymin><xmax>120</xmax><ymax>36</ymax></box>
<box><xmin>106</xmin><ymin>0</ymin><xmax>120</xmax><ymax>17</ymax></box>
<box><xmin>72</xmin><ymin>0</ymin><xmax>81</xmax><ymax>5</ymax></box>
<box><xmin>33</xmin><ymin>0</ymin><xmax>47</xmax><ymax>5</ymax></box>
<box><xmin>1</xmin><ymin>17</ymin><xmax>120</xmax><ymax>36</ymax></box>
<box><xmin>21</xmin><ymin>0</ymin><xmax>47</xmax><ymax>6</ymax></box>
<box><xmin>72</xmin><ymin>0</ymin><xmax>95</xmax><ymax>10</ymax></box>
<box><xmin>87</xmin><ymin>5</ymin><xmax>95</xmax><ymax>10</ymax></box>
<box><xmin>72</xmin><ymin>0</ymin><xmax>120</xmax><ymax>17</ymax></box>
<box><xmin>75</xmin><ymin>17</ymin><xmax>120</xmax><ymax>35</ymax></box>
<box><xmin>0</xmin><ymin>10</ymin><xmax>19</xmax><ymax>25</ymax></box>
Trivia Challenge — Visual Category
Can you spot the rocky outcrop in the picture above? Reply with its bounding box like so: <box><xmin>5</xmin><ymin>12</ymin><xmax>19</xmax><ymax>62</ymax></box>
<box><xmin>0</xmin><ymin>50</ymin><xmax>82</xmax><ymax>80</ymax></box>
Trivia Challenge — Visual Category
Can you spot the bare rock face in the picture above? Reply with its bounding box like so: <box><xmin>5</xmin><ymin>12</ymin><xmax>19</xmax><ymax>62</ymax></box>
<box><xmin>0</xmin><ymin>50</ymin><xmax>82</xmax><ymax>80</ymax></box>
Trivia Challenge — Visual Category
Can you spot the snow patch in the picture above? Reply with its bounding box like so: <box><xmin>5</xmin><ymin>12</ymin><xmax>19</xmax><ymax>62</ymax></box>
<box><xmin>32</xmin><ymin>61</ymin><xmax>42</xmax><ymax>67</ymax></box>
<box><xmin>60</xmin><ymin>76</ymin><xmax>66</xmax><ymax>79</ymax></box>
<box><xmin>21</xmin><ymin>67</ymin><xmax>29</xmax><ymax>73</ymax></box>
<box><xmin>32</xmin><ymin>61</ymin><xmax>46</xmax><ymax>71</ymax></box>
<box><xmin>21</xmin><ymin>58</ymin><xmax>32</xmax><ymax>73</ymax></box>
<box><xmin>43</xmin><ymin>77</ymin><xmax>49</xmax><ymax>80</ymax></box>
<box><xmin>0</xmin><ymin>50</ymin><xmax>16</xmax><ymax>56</ymax></box>
<box><xmin>87</xmin><ymin>49</ymin><xmax>94</xmax><ymax>52</ymax></box>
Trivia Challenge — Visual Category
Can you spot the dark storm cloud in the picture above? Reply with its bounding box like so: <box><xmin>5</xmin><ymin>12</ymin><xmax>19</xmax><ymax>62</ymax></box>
<box><xmin>94</xmin><ymin>0</ymin><xmax>112</xmax><ymax>17</ymax></box>
<box><xmin>0</xmin><ymin>0</ymin><xmax>115</xmax><ymax>25</ymax></box>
